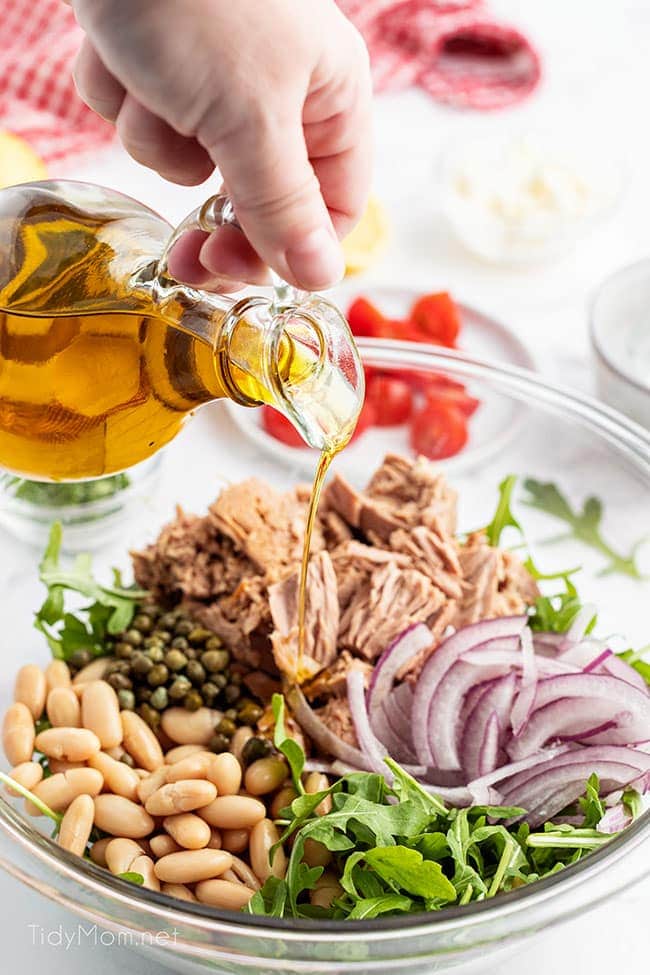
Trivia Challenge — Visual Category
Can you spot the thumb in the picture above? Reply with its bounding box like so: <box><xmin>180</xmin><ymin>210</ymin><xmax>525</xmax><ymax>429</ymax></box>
<box><xmin>206</xmin><ymin>115</ymin><xmax>345</xmax><ymax>291</ymax></box>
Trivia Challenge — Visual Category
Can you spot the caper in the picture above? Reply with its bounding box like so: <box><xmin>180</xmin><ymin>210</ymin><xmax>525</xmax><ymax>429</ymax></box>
<box><xmin>146</xmin><ymin>646</ymin><xmax>165</xmax><ymax>663</ymax></box>
<box><xmin>144</xmin><ymin>635</ymin><xmax>163</xmax><ymax>649</ymax></box>
<box><xmin>153</xmin><ymin>630</ymin><xmax>171</xmax><ymax>643</ymax></box>
<box><xmin>188</xmin><ymin>627</ymin><xmax>212</xmax><ymax>645</ymax></box>
<box><xmin>208</xmin><ymin>733</ymin><xmax>230</xmax><ymax>754</ymax></box>
<box><xmin>113</xmin><ymin>659</ymin><xmax>132</xmax><ymax>674</ymax></box>
<box><xmin>174</xmin><ymin>619</ymin><xmax>193</xmax><ymax>637</ymax></box>
<box><xmin>107</xmin><ymin>672</ymin><xmax>132</xmax><ymax>692</ymax></box>
<box><xmin>138</xmin><ymin>703</ymin><xmax>161</xmax><ymax>729</ymax></box>
<box><xmin>223</xmin><ymin>684</ymin><xmax>241</xmax><ymax>705</ymax></box>
<box><xmin>186</xmin><ymin>660</ymin><xmax>206</xmax><ymax>685</ymax></box>
<box><xmin>170</xmin><ymin>636</ymin><xmax>189</xmax><ymax>651</ymax></box>
<box><xmin>224</xmin><ymin>708</ymin><xmax>238</xmax><ymax>722</ymax></box>
<box><xmin>201</xmin><ymin>649</ymin><xmax>229</xmax><ymax>673</ymax></box>
<box><xmin>114</xmin><ymin>641</ymin><xmax>133</xmax><ymax>659</ymax></box>
<box><xmin>120</xmin><ymin>752</ymin><xmax>135</xmax><ymax>768</ymax></box>
<box><xmin>149</xmin><ymin>686</ymin><xmax>169</xmax><ymax>710</ymax></box>
<box><xmin>164</xmin><ymin>649</ymin><xmax>187</xmax><ymax>672</ymax></box>
<box><xmin>69</xmin><ymin>649</ymin><xmax>92</xmax><ymax>669</ymax></box>
<box><xmin>124</xmin><ymin>629</ymin><xmax>143</xmax><ymax>647</ymax></box>
<box><xmin>136</xmin><ymin>686</ymin><xmax>152</xmax><ymax>703</ymax></box>
<box><xmin>132</xmin><ymin>613</ymin><xmax>153</xmax><ymax>634</ymax></box>
<box><xmin>132</xmin><ymin>652</ymin><xmax>153</xmax><ymax>675</ymax></box>
<box><xmin>117</xmin><ymin>689</ymin><xmax>136</xmax><ymax>711</ymax></box>
<box><xmin>169</xmin><ymin>676</ymin><xmax>192</xmax><ymax>700</ymax></box>
<box><xmin>184</xmin><ymin>647</ymin><xmax>198</xmax><ymax>660</ymax></box>
<box><xmin>148</xmin><ymin>663</ymin><xmax>169</xmax><ymax>687</ymax></box>
<box><xmin>217</xmin><ymin>717</ymin><xmax>237</xmax><ymax>738</ymax></box>
<box><xmin>183</xmin><ymin>689</ymin><xmax>203</xmax><ymax>712</ymax></box>
<box><xmin>201</xmin><ymin>681</ymin><xmax>219</xmax><ymax>705</ymax></box>
<box><xmin>160</xmin><ymin>613</ymin><xmax>178</xmax><ymax>630</ymax></box>
<box><xmin>213</xmin><ymin>673</ymin><xmax>228</xmax><ymax>690</ymax></box>
<box><xmin>238</xmin><ymin>701</ymin><xmax>263</xmax><ymax>725</ymax></box>
<box><xmin>241</xmin><ymin>736</ymin><xmax>273</xmax><ymax>767</ymax></box>
<box><xmin>229</xmin><ymin>672</ymin><xmax>242</xmax><ymax>686</ymax></box>
<box><xmin>204</xmin><ymin>635</ymin><xmax>223</xmax><ymax>651</ymax></box>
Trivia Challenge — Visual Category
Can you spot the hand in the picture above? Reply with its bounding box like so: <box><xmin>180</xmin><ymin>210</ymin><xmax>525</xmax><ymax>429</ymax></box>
<box><xmin>69</xmin><ymin>0</ymin><xmax>373</xmax><ymax>291</ymax></box>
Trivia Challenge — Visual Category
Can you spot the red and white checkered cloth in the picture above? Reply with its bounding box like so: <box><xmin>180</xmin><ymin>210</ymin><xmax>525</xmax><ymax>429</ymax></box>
<box><xmin>338</xmin><ymin>0</ymin><xmax>541</xmax><ymax>109</ymax></box>
<box><xmin>0</xmin><ymin>0</ymin><xmax>540</xmax><ymax>169</ymax></box>
<box><xmin>0</xmin><ymin>0</ymin><xmax>114</xmax><ymax>165</ymax></box>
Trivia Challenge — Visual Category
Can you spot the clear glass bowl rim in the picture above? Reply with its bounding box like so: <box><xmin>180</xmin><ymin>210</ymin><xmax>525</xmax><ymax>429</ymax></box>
<box><xmin>0</xmin><ymin>339</ymin><xmax>648</xmax><ymax>951</ymax></box>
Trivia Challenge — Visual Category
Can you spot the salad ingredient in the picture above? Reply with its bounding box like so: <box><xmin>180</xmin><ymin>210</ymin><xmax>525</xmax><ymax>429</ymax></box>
<box><xmin>341</xmin><ymin>196</ymin><xmax>389</xmax><ymax>275</ymax></box>
<box><xmin>366</xmin><ymin>374</ymin><xmax>413</xmax><ymax>426</ymax></box>
<box><xmin>3</xmin><ymin>761</ymin><xmax>43</xmax><ymax>798</ymax></box>
<box><xmin>29</xmin><ymin>768</ymin><xmax>103</xmax><ymax>814</ymax></box>
<box><xmin>261</xmin><ymin>407</ymin><xmax>306</xmax><ymax>447</ymax></box>
<box><xmin>409</xmin><ymin>293</ymin><xmax>460</xmax><ymax>347</ymax></box>
<box><xmin>35</xmin><ymin>727</ymin><xmax>101</xmax><ymax>763</ymax></box>
<box><xmin>47</xmin><ymin>687</ymin><xmax>81</xmax><ymax>728</ymax></box>
<box><xmin>13</xmin><ymin>665</ymin><xmax>47</xmax><ymax>721</ymax></box>
<box><xmin>81</xmin><ymin>680</ymin><xmax>122</xmax><ymax>749</ymax></box>
<box><xmin>121</xmin><ymin>711</ymin><xmax>164</xmax><ymax>770</ymax></box>
<box><xmin>58</xmin><ymin>794</ymin><xmax>95</xmax><ymax>856</ymax></box>
<box><xmin>196</xmin><ymin>878</ymin><xmax>255</xmax><ymax>909</ymax></box>
<box><xmin>410</xmin><ymin>401</ymin><xmax>468</xmax><ymax>460</ymax></box>
<box><xmin>93</xmin><ymin>794</ymin><xmax>155</xmax><ymax>839</ymax></box>
<box><xmin>523</xmin><ymin>479</ymin><xmax>646</xmax><ymax>579</ymax></box>
<box><xmin>154</xmin><ymin>849</ymin><xmax>233</xmax><ymax>884</ymax></box>
<box><xmin>7</xmin><ymin>473</ymin><xmax>130</xmax><ymax>507</ymax></box>
<box><xmin>3</xmin><ymin>703</ymin><xmax>36</xmax><ymax>766</ymax></box>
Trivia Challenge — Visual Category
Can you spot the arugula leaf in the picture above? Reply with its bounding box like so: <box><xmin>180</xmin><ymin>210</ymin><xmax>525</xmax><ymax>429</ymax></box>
<box><xmin>579</xmin><ymin>774</ymin><xmax>605</xmax><ymax>828</ymax></box>
<box><xmin>522</xmin><ymin>479</ymin><xmax>647</xmax><ymax>579</ymax></box>
<box><xmin>347</xmin><ymin>894</ymin><xmax>413</xmax><ymax>920</ymax></box>
<box><xmin>484</xmin><ymin>475</ymin><xmax>522</xmax><ymax>547</ymax></box>
<box><xmin>528</xmin><ymin>587</ymin><xmax>597</xmax><ymax>635</ymax></box>
<box><xmin>362</xmin><ymin>847</ymin><xmax>456</xmax><ymax>902</ymax></box>
<box><xmin>117</xmin><ymin>872</ymin><xmax>145</xmax><ymax>885</ymax></box>
<box><xmin>385</xmin><ymin>757</ymin><xmax>447</xmax><ymax>817</ymax></box>
<box><xmin>34</xmin><ymin>523</ymin><xmax>147</xmax><ymax>661</ymax></box>
<box><xmin>622</xmin><ymin>789</ymin><xmax>644</xmax><ymax>819</ymax></box>
<box><xmin>247</xmin><ymin>877</ymin><xmax>288</xmax><ymax>917</ymax></box>
<box><xmin>272</xmin><ymin>694</ymin><xmax>305</xmax><ymax>794</ymax></box>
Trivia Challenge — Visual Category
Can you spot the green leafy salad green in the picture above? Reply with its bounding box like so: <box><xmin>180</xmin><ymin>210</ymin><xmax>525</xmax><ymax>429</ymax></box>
<box><xmin>246</xmin><ymin>699</ymin><xmax>644</xmax><ymax>920</ymax></box>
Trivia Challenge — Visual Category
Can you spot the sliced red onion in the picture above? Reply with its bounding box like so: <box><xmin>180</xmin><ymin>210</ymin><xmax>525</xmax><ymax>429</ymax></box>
<box><xmin>510</xmin><ymin>627</ymin><xmax>538</xmax><ymax>736</ymax></box>
<box><xmin>369</xmin><ymin>704</ymin><xmax>416</xmax><ymax>764</ymax></box>
<box><xmin>421</xmin><ymin>783</ymin><xmax>476</xmax><ymax>804</ymax></box>
<box><xmin>461</xmin><ymin>673</ymin><xmax>518</xmax><ymax>781</ymax></box>
<box><xmin>582</xmin><ymin>649</ymin><xmax>613</xmax><ymax>673</ymax></box>
<box><xmin>561</xmin><ymin>642</ymin><xmax>648</xmax><ymax>693</ymax></box>
<box><xmin>467</xmin><ymin>744</ymin><xmax>574</xmax><ymax>803</ymax></box>
<box><xmin>427</xmin><ymin>661</ymin><xmax>512</xmax><ymax>771</ymax></box>
<box><xmin>500</xmin><ymin>745</ymin><xmax>650</xmax><ymax>799</ymax></box>
<box><xmin>603</xmin><ymin>654</ymin><xmax>649</xmax><ymax>694</ymax></box>
<box><xmin>347</xmin><ymin>668</ymin><xmax>391</xmax><ymax>780</ymax></box>
<box><xmin>367</xmin><ymin>623</ymin><xmax>433</xmax><ymax>712</ymax></box>
<box><xmin>506</xmin><ymin>761</ymin><xmax>643</xmax><ymax>822</ymax></box>
<box><xmin>303</xmin><ymin>759</ymin><xmax>336</xmax><ymax>773</ymax></box>
<box><xmin>478</xmin><ymin>711</ymin><xmax>500</xmax><ymax>777</ymax></box>
<box><xmin>382</xmin><ymin>683</ymin><xmax>416</xmax><ymax>750</ymax></box>
<box><xmin>531</xmin><ymin>672</ymin><xmax>650</xmax><ymax>721</ymax></box>
<box><xmin>412</xmin><ymin>616</ymin><xmax>527</xmax><ymax>765</ymax></box>
<box><xmin>557</xmin><ymin>716</ymin><xmax>627</xmax><ymax>744</ymax></box>
<box><xmin>507</xmin><ymin>698</ymin><xmax>643</xmax><ymax>759</ymax></box>
<box><xmin>565</xmin><ymin>604</ymin><xmax>598</xmax><ymax>645</ymax></box>
<box><xmin>597</xmin><ymin>804</ymin><xmax>632</xmax><ymax>834</ymax></box>
<box><xmin>288</xmin><ymin>686</ymin><xmax>371</xmax><ymax>770</ymax></box>
<box><xmin>461</xmin><ymin>650</ymin><xmax>575</xmax><ymax>675</ymax></box>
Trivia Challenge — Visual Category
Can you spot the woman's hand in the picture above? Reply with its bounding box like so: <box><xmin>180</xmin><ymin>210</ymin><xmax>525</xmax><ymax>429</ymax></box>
<box><xmin>69</xmin><ymin>0</ymin><xmax>373</xmax><ymax>291</ymax></box>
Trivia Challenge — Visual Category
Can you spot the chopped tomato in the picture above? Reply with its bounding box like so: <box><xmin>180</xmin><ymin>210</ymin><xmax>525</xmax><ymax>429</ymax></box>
<box><xmin>400</xmin><ymin>369</ymin><xmax>466</xmax><ymax>394</ymax></box>
<box><xmin>261</xmin><ymin>406</ymin><xmax>306</xmax><ymax>448</ymax></box>
<box><xmin>347</xmin><ymin>297</ymin><xmax>386</xmax><ymax>337</ymax></box>
<box><xmin>366</xmin><ymin>374</ymin><xmax>413</xmax><ymax>426</ymax></box>
<box><xmin>410</xmin><ymin>402</ymin><xmax>468</xmax><ymax>460</ymax></box>
<box><xmin>350</xmin><ymin>398</ymin><xmax>377</xmax><ymax>441</ymax></box>
<box><xmin>409</xmin><ymin>292</ymin><xmax>461</xmax><ymax>347</ymax></box>
<box><xmin>426</xmin><ymin>386</ymin><xmax>480</xmax><ymax>418</ymax></box>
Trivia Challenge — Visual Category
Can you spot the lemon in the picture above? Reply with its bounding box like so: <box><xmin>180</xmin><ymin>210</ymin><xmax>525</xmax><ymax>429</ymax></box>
<box><xmin>342</xmin><ymin>195</ymin><xmax>389</xmax><ymax>275</ymax></box>
<box><xmin>0</xmin><ymin>131</ymin><xmax>47</xmax><ymax>188</ymax></box>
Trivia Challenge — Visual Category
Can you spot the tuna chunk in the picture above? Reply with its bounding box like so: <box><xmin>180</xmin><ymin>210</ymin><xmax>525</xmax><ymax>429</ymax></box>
<box><xmin>303</xmin><ymin>651</ymin><xmax>373</xmax><ymax>701</ymax></box>
<box><xmin>132</xmin><ymin>507</ymin><xmax>256</xmax><ymax>602</ymax></box>
<box><xmin>453</xmin><ymin>531</ymin><xmax>539</xmax><ymax>628</ymax></box>
<box><xmin>324</xmin><ymin>453</ymin><xmax>458</xmax><ymax>545</ymax></box>
<box><xmin>389</xmin><ymin>526</ymin><xmax>463</xmax><ymax>600</ymax></box>
<box><xmin>210</xmin><ymin>478</ymin><xmax>323</xmax><ymax>581</ymax></box>
<box><xmin>313</xmin><ymin>696</ymin><xmax>358</xmax><ymax>747</ymax></box>
<box><xmin>268</xmin><ymin>551</ymin><xmax>340</xmax><ymax>682</ymax></box>
<box><xmin>189</xmin><ymin>576</ymin><xmax>274</xmax><ymax>670</ymax></box>
<box><xmin>337</xmin><ymin>557</ymin><xmax>446</xmax><ymax>661</ymax></box>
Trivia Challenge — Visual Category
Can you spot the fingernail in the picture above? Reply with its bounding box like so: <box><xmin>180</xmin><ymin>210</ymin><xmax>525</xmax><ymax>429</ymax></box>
<box><xmin>286</xmin><ymin>228</ymin><xmax>345</xmax><ymax>290</ymax></box>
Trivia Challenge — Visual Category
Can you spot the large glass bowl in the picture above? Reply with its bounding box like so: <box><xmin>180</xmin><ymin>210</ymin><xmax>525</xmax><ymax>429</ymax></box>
<box><xmin>1</xmin><ymin>340</ymin><xmax>649</xmax><ymax>975</ymax></box>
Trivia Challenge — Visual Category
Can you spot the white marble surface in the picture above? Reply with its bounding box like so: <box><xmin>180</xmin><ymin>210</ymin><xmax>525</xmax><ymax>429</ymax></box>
<box><xmin>1</xmin><ymin>0</ymin><xmax>650</xmax><ymax>971</ymax></box>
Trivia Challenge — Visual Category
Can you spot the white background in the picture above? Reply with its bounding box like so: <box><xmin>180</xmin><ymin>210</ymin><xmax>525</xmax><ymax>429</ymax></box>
<box><xmin>1</xmin><ymin>0</ymin><xmax>650</xmax><ymax>971</ymax></box>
